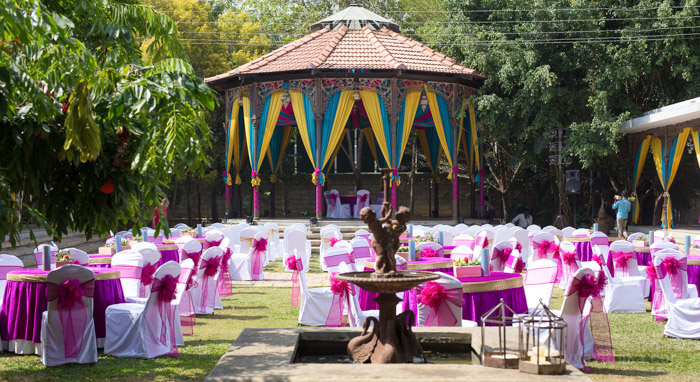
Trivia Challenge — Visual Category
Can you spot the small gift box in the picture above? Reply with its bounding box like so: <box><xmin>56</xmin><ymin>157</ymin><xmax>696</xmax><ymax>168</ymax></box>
<box><xmin>453</xmin><ymin>265</ymin><xmax>482</xmax><ymax>278</ymax></box>
<box><xmin>99</xmin><ymin>246</ymin><xmax>116</xmax><ymax>255</ymax></box>
<box><xmin>55</xmin><ymin>261</ymin><xmax>71</xmax><ymax>268</ymax></box>
<box><xmin>180</xmin><ymin>231</ymin><xmax>197</xmax><ymax>238</ymax></box>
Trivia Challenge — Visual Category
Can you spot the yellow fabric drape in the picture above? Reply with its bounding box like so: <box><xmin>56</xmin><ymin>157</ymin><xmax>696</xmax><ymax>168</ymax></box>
<box><xmin>361</xmin><ymin>90</ymin><xmax>392</xmax><ymax>168</ymax></box>
<box><xmin>632</xmin><ymin>135</ymin><xmax>651</xmax><ymax>224</ymax></box>
<box><xmin>668</xmin><ymin>128</ymin><xmax>690</xmax><ymax>188</ymax></box>
<box><xmin>426</xmin><ymin>88</ymin><xmax>455</xmax><ymax>179</ymax></box>
<box><xmin>650</xmin><ymin>137</ymin><xmax>664</xmax><ymax>186</ymax></box>
<box><xmin>321</xmin><ymin>91</ymin><xmax>355</xmax><ymax>171</ymax></box>
<box><xmin>468</xmin><ymin>104</ymin><xmax>480</xmax><ymax>172</ymax></box>
<box><xmin>290</xmin><ymin>91</ymin><xmax>316</xmax><ymax>171</ymax></box>
<box><xmin>227</xmin><ymin>97</ymin><xmax>250</xmax><ymax>185</ymax></box>
<box><xmin>255</xmin><ymin>92</ymin><xmax>283</xmax><ymax>178</ymax></box>
<box><xmin>416</xmin><ymin>129</ymin><xmax>443</xmax><ymax>173</ymax></box>
<box><xmin>399</xmin><ymin>91</ymin><xmax>421</xmax><ymax>162</ymax></box>
<box><xmin>363</xmin><ymin>127</ymin><xmax>381</xmax><ymax>167</ymax></box>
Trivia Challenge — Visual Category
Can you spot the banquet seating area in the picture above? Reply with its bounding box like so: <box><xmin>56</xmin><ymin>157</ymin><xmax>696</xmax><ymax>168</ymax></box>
<box><xmin>1</xmin><ymin>221</ymin><xmax>699</xmax><ymax>369</ymax></box>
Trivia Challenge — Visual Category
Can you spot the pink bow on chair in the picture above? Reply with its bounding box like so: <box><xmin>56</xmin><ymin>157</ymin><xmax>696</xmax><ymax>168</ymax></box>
<box><xmin>218</xmin><ymin>248</ymin><xmax>233</xmax><ymax>297</ymax></box>
<box><xmin>329</xmin><ymin>237</ymin><xmax>339</xmax><ymax>247</ymax></box>
<box><xmin>493</xmin><ymin>247</ymin><xmax>512</xmax><ymax>263</ymax></box>
<box><xmin>152</xmin><ymin>274</ymin><xmax>179</xmax><ymax>357</ymax></box>
<box><xmin>286</xmin><ymin>256</ymin><xmax>303</xmax><ymax>307</ymax></box>
<box><xmin>566</xmin><ymin>273</ymin><xmax>614</xmax><ymax>370</ymax></box>
<box><xmin>47</xmin><ymin>278</ymin><xmax>95</xmax><ymax>359</ymax></box>
<box><xmin>184</xmin><ymin>250</ymin><xmax>202</xmax><ymax>290</ymax></box>
<box><xmin>561</xmin><ymin>251</ymin><xmax>578</xmax><ymax>266</ymax></box>
<box><xmin>611</xmin><ymin>251</ymin><xmax>633</xmax><ymax>276</ymax></box>
<box><xmin>421</xmin><ymin>247</ymin><xmax>438</xmax><ymax>258</ymax></box>
<box><xmin>328</xmin><ymin>192</ymin><xmax>338</xmax><ymax>207</ymax></box>
<box><xmin>139</xmin><ymin>263</ymin><xmax>158</xmax><ymax>298</ymax></box>
<box><xmin>658</xmin><ymin>257</ymin><xmax>687</xmax><ymax>299</ymax></box>
<box><xmin>199</xmin><ymin>255</ymin><xmax>221</xmax><ymax>312</ymax></box>
<box><xmin>251</xmin><ymin>237</ymin><xmax>267</xmax><ymax>280</ymax></box>
<box><xmin>358</xmin><ymin>194</ymin><xmax>368</xmax><ymax>203</ymax></box>
<box><xmin>326</xmin><ymin>273</ymin><xmax>354</xmax><ymax>327</ymax></box>
<box><xmin>534</xmin><ymin>240</ymin><xmax>551</xmax><ymax>259</ymax></box>
<box><xmin>418</xmin><ymin>281</ymin><xmax>462</xmax><ymax>326</ymax></box>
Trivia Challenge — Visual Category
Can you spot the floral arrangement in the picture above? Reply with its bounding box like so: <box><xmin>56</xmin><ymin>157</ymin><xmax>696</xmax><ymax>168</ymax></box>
<box><xmin>106</xmin><ymin>238</ymin><xmax>130</xmax><ymax>248</ymax></box>
<box><xmin>420</xmin><ymin>247</ymin><xmax>438</xmax><ymax>257</ymax></box>
<box><xmin>56</xmin><ymin>250</ymin><xmax>74</xmax><ymax>266</ymax></box>
<box><xmin>397</xmin><ymin>246</ymin><xmax>408</xmax><ymax>252</ymax></box>
<box><xmin>453</xmin><ymin>257</ymin><xmax>480</xmax><ymax>267</ymax></box>
<box><xmin>415</xmin><ymin>232</ymin><xmax>436</xmax><ymax>243</ymax></box>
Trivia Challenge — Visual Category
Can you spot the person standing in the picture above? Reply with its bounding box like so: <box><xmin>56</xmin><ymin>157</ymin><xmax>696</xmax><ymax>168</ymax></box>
<box><xmin>612</xmin><ymin>190</ymin><xmax>631</xmax><ymax>238</ymax></box>
<box><xmin>511</xmin><ymin>208</ymin><xmax>533</xmax><ymax>228</ymax></box>
<box><xmin>153</xmin><ymin>198</ymin><xmax>169</xmax><ymax>229</ymax></box>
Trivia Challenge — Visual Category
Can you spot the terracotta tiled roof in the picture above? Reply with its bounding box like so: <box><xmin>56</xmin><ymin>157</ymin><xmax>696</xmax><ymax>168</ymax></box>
<box><xmin>205</xmin><ymin>26</ymin><xmax>482</xmax><ymax>84</ymax></box>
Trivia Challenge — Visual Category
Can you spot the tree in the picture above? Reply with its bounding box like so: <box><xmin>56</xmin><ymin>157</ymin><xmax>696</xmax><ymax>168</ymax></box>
<box><xmin>418</xmin><ymin>0</ymin><xmax>700</xmax><ymax>223</ymax></box>
<box><xmin>0</xmin><ymin>0</ymin><xmax>216</xmax><ymax>247</ymax></box>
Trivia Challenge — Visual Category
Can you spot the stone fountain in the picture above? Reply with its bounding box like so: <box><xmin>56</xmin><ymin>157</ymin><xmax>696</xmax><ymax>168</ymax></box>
<box><xmin>334</xmin><ymin>169</ymin><xmax>439</xmax><ymax>363</ymax></box>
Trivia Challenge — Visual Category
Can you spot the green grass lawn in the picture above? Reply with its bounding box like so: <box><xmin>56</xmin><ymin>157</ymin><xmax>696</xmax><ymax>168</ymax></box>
<box><xmin>2</xmin><ymin>266</ymin><xmax>699</xmax><ymax>381</ymax></box>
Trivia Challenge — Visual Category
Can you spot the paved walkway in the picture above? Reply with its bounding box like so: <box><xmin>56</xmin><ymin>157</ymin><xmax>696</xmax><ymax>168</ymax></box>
<box><xmin>232</xmin><ymin>272</ymin><xmax>330</xmax><ymax>288</ymax></box>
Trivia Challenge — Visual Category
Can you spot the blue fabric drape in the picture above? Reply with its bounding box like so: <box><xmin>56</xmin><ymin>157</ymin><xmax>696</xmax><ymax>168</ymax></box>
<box><xmin>250</xmin><ymin>96</ymin><xmax>272</xmax><ymax>168</ymax></box>
<box><xmin>320</xmin><ymin>92</ymin><xmax>342</xmax><ymax>167</ymax></box>
<box><xmin>436</xmin><ymin>94</ymin><xmax>454</xmax><ymax>162</ymax></box>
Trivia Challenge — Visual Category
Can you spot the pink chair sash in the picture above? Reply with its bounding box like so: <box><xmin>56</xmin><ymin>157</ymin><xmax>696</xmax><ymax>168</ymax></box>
<box><xmin>590</xmin><ymin>236</ymin><xmax>609</xmax><ymax>246</ymax></box>
<box><xmin>561</xmin><ymin>251</ymin><xmax>580</xmax><ymax>282</ymax></box>
<box><xmin>647</xmin><ymin>263</ymin><xmax>666</xmax><ymax>321</ymax></box>
<box><xmin>532</xmin><ymin>240</ymin><xmax>551</xmax><ymax>260</ymax></box>
<box><xmin>326</xmin><ymin>192</ymin><xmax>338</xmax><ymax>208</ymax></box>
<box><xmin>611</xmin><ymin>251</ymin><xmax>634</xmax><ymax>277</ymax></box>
<box><xmin>182</xmin><ymin>250</ymin><xmax>202</xmax><ymax>290</ymax></box>
<box><xmin>218</xmin><ymin>248</ymin><xmax>233</xmax><ymax>297</ymax></box>
<box><xmin>565</xmin><ymin>274</ymin><xmax>614</xmax><ymax>370</ymax></box>
<box><xmin>505</xmin><ymin>255</ymin><xmax>525</xmax><ymax>273</ymax></box>
<box><xmin>357</xmin><ymin>193</ymin><xmax>369</xmax><ymax>208</ymax></box>
<box><xmin>417</xmin><ymin>281</ymin><xmax>462</xmax><ymax>326</ymax></box>
<box><xmin>139</xmin><ymin>263</ymin><xmax>157</xmax><ymax>298</ymax></box>
<box><xmin>285</xmin><ymin>256</ymin><xmax>303</xmax><ymax>307</ymax></box>
<box><xmin>177</xmin><ymin>266</ymin><xmax>196</xmax><ymax>335</ymax></box>
<box><xmin>199</xmin><ymin>256</ymin><xmax>221</xmax><ymax>312</ymax></box>
<box><xmin>475</xmin><ymin>236</ymin><xmax>489</xmax><ymax>248</ymax></box>
<box><xmin>152</xmin><ymin>274</ymin><xmax>179</xmax><ymax>357</ymax></box>
<box><xmin>47</xmin><ymin>278</ymin><xmax>95</xmax><ymax>359</ymax></box>
<box><xmin>325</xmin><ymin>273</ymin><xmax>354</xmax><ymax>327</ymax></box>
<box><xmin>524</xmin><ymin>266</ymin><xmax>558</xmax><ymax>285</ymax></box>
<box><xmin>453</xmin><ymin>237</ymin><xmax>475</xmax><ymax>250</ymax></box>
<box><xmin>324</xmin><ymin>251</ymin><xmax>355</xmax><ymax>268</ymax></box>
<box><xmin>352</xmin><ymin>246</ymin><xmax>372</xmax><ymax>259</ymax></box>
<box><xmin>112</xmin><ymin>265</ymin><xmax>142</xmax><ymax>279</ymax></box>
<box><xmin>493</xmin><ymin>247</ymin><xmax>512</xmax><ymax>263</ymax></box>
<box><xmin>0</xmin><ymin>265</ymin><xmax>24</xmax><ymax>279</ymax></box>
<box><xmin>656</xmin><ymin>257</ymin><xmax>688</xmax><ymax>299</ymax></box>
<box><xmin>251</xmin><ymin>238</ymin><xmax>267</xmax><ymax>280</ymax></box>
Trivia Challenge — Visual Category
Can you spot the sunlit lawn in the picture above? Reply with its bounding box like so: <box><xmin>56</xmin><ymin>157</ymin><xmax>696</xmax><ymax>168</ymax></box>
<box><xmin>2</xmin><ymin>261</ymin><xmax>699</xmax><ymax>381</ymax></box>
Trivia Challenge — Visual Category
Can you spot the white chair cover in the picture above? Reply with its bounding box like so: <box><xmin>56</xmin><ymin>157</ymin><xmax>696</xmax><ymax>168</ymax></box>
<box><xmin>490</xmin><ymin>241</ymin><xmax>513</xmax><ymax>272</ymax></box>
<box><xmin>134</xmin><ymin>247</ymin><xmax>161</xmax><ymax>300</ymax></box>
<box><xmin>322</xmin><ymin>247</ymin><xmax>356</xmax><ymax>273</ymax></box>
<box><xmin>651</xmin><ymin>249</ymin><xmax>699</xmax><ymax>322</ymax></box>
<box><xmin>349</xmin><ymin>237</ymin><xmax>372</xmax><ymax>270</ymax></box>
<box><xmin>111</xmin><ymin>250</ymin><xmax>144</xmax><ymax>299</ymax></box>
<box><xmin>0</xmin><ymin>254</ymin><xmax>24</xmax><ymax>306</ymax></box>
<box><xmin>354</xmin><ymin>189</ymin><xmax>371</xmax><ymax>219</ymax></box>
<box><xmin>595</xmin><ymin>243</ymin><xmax>645</xmax><ymax>313</ymax></box>
<box><xmin>230</xmin><ymin>227</ymin><xmax>258</xmax><ymax>280</ymax></box>
<box><xmin>105</xmin><ymin>261</ymin><xmax>181</xmax><ymax>359</ymax></box>
<box><xmin>263</xmin><ymin>222</ymin><xmax>281</xmax><ymax>260</ymax></box>
<box><xmin>452</xmin><ymin>234</ymin><xmax>476</xmax><ymax>250</ymax></box>
<box><xmin>191</xmin><ymin>247</ymin><xmax>224</xmax><ymax>314</ymax></box>
<box><xmin>417</xmin><ymin>242</ymin><xmax>444</xmax><ymax>258</ymax></box>
<box><xmin>449</xmin><ymin>246</ymin><xmax>473</xmax><ymax>261</ymax></box>
<box><xmin>416</xmin><ymin>272</ymin><xmax>463</xmax><ymax>327</ymax></box>
<box><xmin>63</xmin><ymin>248</ymin><xmax>89</xmax><ymax>266</ymax></box>
<box><xmin>653</xmin><ymin>251</ymin><xmax>700</xmax><ymax>339</ymax></box>
<box><xmin>523</xmin><ymin>259</ymin><xmax>558</xmax><ymax>312</ymax></box>
<box><xmin>41</xmin><ymin>265</ymin><xmax>97</xmax><ymax>366</ymax></box>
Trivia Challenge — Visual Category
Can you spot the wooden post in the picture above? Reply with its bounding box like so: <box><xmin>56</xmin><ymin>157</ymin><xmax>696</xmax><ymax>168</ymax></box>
<box><xmin>451</xmin><ymin>84</ymin><xmax>459</xmax><ymax>220</ymax></box>
<box><xmin>315</xmin><ymin>78</ymin><xmax>324</xmax><ymax>220</ymax></box>
<box><xmin>252</xmin><ymin>85</ymin><xmax>260</xmax><ymax>221</ymax></box>
<box><xmin>662</xmin><ymin>128</ymin><xmax>669</xmax><ymax>228</ymax></box>
<box><xmin>390</xmin><ymin>78</ymin><xmax>398</xmax><ymax>211</ymax></box>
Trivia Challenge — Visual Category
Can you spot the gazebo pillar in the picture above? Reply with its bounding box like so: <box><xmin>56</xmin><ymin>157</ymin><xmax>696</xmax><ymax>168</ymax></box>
<box><xmin>315</xmin><ymin>79</ymin><xmax>324</xmax><ymax>220</ymax></box>
<box><xmin>252</xmin><ymin>87</ymin><xmax>260</xmax><ymax>221</ymax></box>
<box><xmin>451</xmin><ymin>85</ymin><xmax>459</xmax><ymax>220</ymax></box>
<box><xmin>390</xmin><ymin>78</ymin><xmax>398</xmax><ymax>211</ymax></box>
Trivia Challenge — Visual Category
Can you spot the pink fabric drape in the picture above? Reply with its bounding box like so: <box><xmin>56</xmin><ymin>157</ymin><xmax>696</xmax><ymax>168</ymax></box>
<box><xmin>139</xmin><ymin>263</ymin><xmax>157</xmax><ymax>298</ymax></box>
<box><xmin>218</xmin><ymin>248</ymin><xmax>233</xmax><ymax>297</ymax></box>
<box><xmin>325</xmin><ymin>273</ymin><xmax>354</xmax><ymax>327</ymax></box>
<box><xmin>417</xmin><ymin>281</ymin><xmax>461</xmax><ymax>326</ymax></box>
<box><xmin>251</xmin><ymin>238</ymin><xmax>267</xmax><ymax>280</ymax></box>
<box><xmin>47</xmin><ymin>278</ymin><xmax>95</xmax><ymax>359</ymax></box>
<box><xmin>285</xmin><ymin>256</ymin><xmax>303</xmax><ymax>307</ymax></box>
<box><xmin>199</xmin><ymin>256</ymin><xmax>221</xmax><ymax>312</ymax></box>
<box><xmin>565</xmin><ymin>273</ymin><xmax>614</xmax><ymax>370</ymax></box>
<box><xmin>152</xmin><ymin>274</ymin><xmax>179</xmax><ymax>357</ymax></box>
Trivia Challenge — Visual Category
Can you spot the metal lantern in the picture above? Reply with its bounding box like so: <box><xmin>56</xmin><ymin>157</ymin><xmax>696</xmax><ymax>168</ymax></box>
<box><xmin>518</xmin><ymin>301</ymin><xmax>567</xmax><ymax>375</ymax></box>
<box><xmin>280</xmin><ymin>91</ymin><xmax>291</xmax><ymax>106</ymax></box>
<box><xmin>480</xmin><ymin>298</ymin><xmax>521</xmax><ymax>369</ymax></box>
<box><xmin>351</xmin><ymin>90</ymin><xmax>361</xmax><ymax>101</ymax></box>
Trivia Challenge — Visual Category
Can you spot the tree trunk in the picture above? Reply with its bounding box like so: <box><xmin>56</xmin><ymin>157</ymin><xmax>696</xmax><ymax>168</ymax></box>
<box><xmin>186</xmin><ymin>176</ymin><xmax>192</xmax><ymax>226</ymax></box>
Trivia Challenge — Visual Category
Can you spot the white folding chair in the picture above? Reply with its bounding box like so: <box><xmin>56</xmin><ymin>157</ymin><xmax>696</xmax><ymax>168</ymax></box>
<box><xmin>0</xmin><ymin>254</ymin><xmax>24</xmax><ymax>306</ymax></box>
<box><xmin>111</xmin><ymin>250</ymin><xmax>144</xmax><ymax>299</ymax></box>
<box><xmin>191</xmin><ymin>247</ymin><xmax>224</xmax><ymax>314</ymax></box>
<box><xmin>322</xmin><ymin>246</ymin><xmax>356</xmax><ymax>273</ymax></box>
<box><xmin>653</xmin><ymin>251</ymin><xmax>700</xmax><ymax>339</ymax></box>
<box><xmin>354</xmin><ymin>189</ymin><xmax>371</xmax><ymax>219</ymax></box>
<box><xmin>131</xmin><ymin>247</ymin><xmax>161</xmax><ymax>300</ymax></box>
<box><xmin>415</xmin><ymin>272</ymin><xmax>474</xmax><ymax>327</ymax></box>
<box><xmin>350</xmin><ymin>237</ymin><xmax>372</xmax><ymax>270</ymax></box>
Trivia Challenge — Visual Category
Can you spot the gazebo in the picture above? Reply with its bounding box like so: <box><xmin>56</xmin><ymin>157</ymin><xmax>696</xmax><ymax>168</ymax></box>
<box><xmin>206</xmin><ymin>5</ymin><xmax>485</xmax><ymax>220</ymax></box>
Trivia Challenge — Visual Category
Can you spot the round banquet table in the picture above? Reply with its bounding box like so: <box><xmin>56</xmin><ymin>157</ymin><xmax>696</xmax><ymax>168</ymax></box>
<box><xmin>635</xmin><ymin>246</ymin><xmax>652</xmax><ymax>268</ymax></box>
<box><xmin>402</xmin><ymin>272</ymin><xmax>527</xmax><ymax>326</ymax></box>
<box><xmin>88</xmin><ymin>254</ymin><xmax>113</xmax><ymax>268</ymax></box>
<box><xmin>0</xmin><ymin>267</ymin><xmax>125</xmax><ymax>354</ymax></box>
<box><xmin>359</xmin><ymin>258</ymin><xmax>455</xmax><ymax>310</ymax></box>
<box><xmin>162</xmin><ymin>236</ymin><xmax>206</xmax><ymax>244</ymax></box>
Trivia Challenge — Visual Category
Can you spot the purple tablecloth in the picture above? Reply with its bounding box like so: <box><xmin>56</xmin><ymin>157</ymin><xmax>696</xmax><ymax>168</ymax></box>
<box><xmin>156</xmin><ymin>244</ymin><xmax>180</xmax><ymax>266</ymax></box>
<box><xmin>358</xmin><ymin>257</ymin><xmax>453</xmax><ymax>310</ymax></box>
<box><xmin>575</xmin><ymin>241</ymin><xmax>594</xmax><ymax>262</ymax></box>
<box><xmin>88</xmin><ymin>254</ymin><xmax>112</xmax><ymax>268</ymax></box>
<box><xmin>402</xmin><ymin>272</ymin><xmax>527</xmax><ymax>326</ymax></box>
<box><xmin>0</xmin><ymin>268</ymin><xmax>125</xmax><ymax>345</ymax></box>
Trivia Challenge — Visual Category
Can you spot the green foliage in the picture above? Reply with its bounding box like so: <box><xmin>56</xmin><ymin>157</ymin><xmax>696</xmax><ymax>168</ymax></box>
<box><xmin>0</xmin><ymin>0</ymin><xmax>216</xmax><ymax>247</ymax></box>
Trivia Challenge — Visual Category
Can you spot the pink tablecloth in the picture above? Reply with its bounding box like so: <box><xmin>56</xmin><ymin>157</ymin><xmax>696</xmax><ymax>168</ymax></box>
<box><xmin>359</xmin><ymin>257</ymin><xmax>453</xmax><ymax>310</ymax></box>
<box><xmin>0</xmin><ymin>268</ymin><xmax>125</xmax><ymax>347</ymax></box>
<box><xmin>402</xmin><ymin>272</ymin><xmax>527</xmax><ymax>326</ymax></box>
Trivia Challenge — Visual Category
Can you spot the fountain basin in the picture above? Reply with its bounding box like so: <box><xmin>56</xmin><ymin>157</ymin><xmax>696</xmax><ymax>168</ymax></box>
<box><xmin>335</xmin><ymin>271</ymin><xmax>439</xmax><ymax>293</ymax></box>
